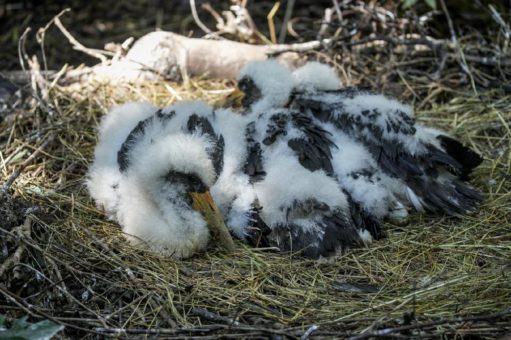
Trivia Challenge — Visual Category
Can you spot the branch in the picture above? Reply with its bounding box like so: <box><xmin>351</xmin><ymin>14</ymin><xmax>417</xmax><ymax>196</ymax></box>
<box><xmin>278</xmin><ymin>0</ymin><xmax>295</xmax><ymax>43</ymax></box>
<box><xmin>349</xmin><ymin>308</ymin><xmax>511</xmax><ymax>340</ymax></box>
<box><xmin>189</xmin><ymin>0</ymin><xmax>223</xmax><ymax>39</ymax></box>
<box><xmin>58</xmin><ymin>30</ymin><xmax>510</xmax><ymax>84</ymax></box>
<box><xmin>190</xmin><ymin>307</ymin><xmax>241</xmax><ymax>326</ymax></box>
<box><xmin>54</xmin><ymin>14</ymin><xmax>112</xmax><ymax>63</ymax></box>
<box><xmin>0</xmin><ymin>217</ymin><xmax>32</xmax><ymax>277</ymax></box>
<box><xmin>0</xmin><ymin>283</ymin><xmax>105</xmax><ymax>336</ymax></box>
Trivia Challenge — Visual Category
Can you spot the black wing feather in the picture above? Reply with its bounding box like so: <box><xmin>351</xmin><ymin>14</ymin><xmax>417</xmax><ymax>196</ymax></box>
<box><xmin>437</xmin><ymin>135</ymin><xmax>483</xmax><ymax>179</ymax></box>
<box><xmin>271</xmin><ymin>209</ymin><xmax>362</xmax><ymax>259</ymax></box>
<box><xmin>244</xmin><ymin>122</ymin><xmax>266</xmax><ymax>183</ymax></box>
<box><xmin>187</xmin><ymin>114</ymin><xmax>224</xmax><ymax>178</ymax></box>
<box><xmin>118</xmin><ymin>109</ymin><xmax>177</xmax><ymax>173</ymax></box>
<box><xmin>292</xmin><ymin>89</ymin><xmax>483</xmax><ymax>215</ymax></box>
<box><xmin>118</xmin><ymin>115</ymin><xmax>155</xmax><ymax>172</ymax></box>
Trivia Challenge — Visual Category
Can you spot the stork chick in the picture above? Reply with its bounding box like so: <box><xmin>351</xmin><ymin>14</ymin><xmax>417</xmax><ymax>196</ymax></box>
<box><xmin>88</xmin><ymin>101</ymin><xmax>231</xmax><ymax>258</ymax></box>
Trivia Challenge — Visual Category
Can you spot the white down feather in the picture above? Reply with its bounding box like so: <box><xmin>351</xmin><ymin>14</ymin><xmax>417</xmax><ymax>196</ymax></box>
<box><xmin>87</xmin><ymin>101</ymin><xmax>158</xmax><ymax>217</ymax></box>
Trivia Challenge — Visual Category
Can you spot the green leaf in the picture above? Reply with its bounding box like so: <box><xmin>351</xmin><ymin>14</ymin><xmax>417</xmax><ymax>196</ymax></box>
<box><xmin>0</xmin><ymin>317</ymin><xmax>64</xmax><ymax>340</ymax></box>
<box><xmin>26</xmin><ymin>320</ymin><xmax>64</xmax><ymax>340</ymax></box>
<box><xmin>402</xmin><ymin>0</ymin><xmax>419</xmax><ymax>9</ymax></box>
<box><xmin>425</xmin><ymin>0</ymin><xmax>437</xmax><ymax>9</ymax></box>
<box><xmin>10</xmin><ymin>316</ymin><xmax>29</xmax><ymax>331</ymax></box>
<box><xmin>0</xmin><ymin>315</ymin><xmax>5</xmax><ymax>327</ymax></box>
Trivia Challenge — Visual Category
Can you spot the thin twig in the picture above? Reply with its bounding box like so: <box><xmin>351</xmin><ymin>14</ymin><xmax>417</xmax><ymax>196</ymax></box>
<box><xmin>267</xmin><ymin>1</ymin><xmax>281</xmax><ymax>44</ymax></box>
<box><xmin>0</xmin><ymin>283</ymin><xmax>105</xmax><ymax>336</ymax></box>
<box><xmin>0</xmin><ymin>217</ymin><xmax>32</xmax><ymax>277</ymax></box>
<box><xmin>488</xmin><ymin>4</ymin><xmax>511</xmax><ymax>40</ymax></box>
<box><xmin>438</xmin><ymin>0</ymin><xmax>477</xmax><ymax>94</ymax></box>
<box><xmin>95</xmin><ymin>324</ymin><xmax>298</xmax><ymax>338</ymax></box>
<box><xmin>317</xmin><ymin>8</ymin><xmax>334</xmax><ymax>40</ymax></box>
<box><xmin>190</xmin><ymin>307</ymin><xmax>241</xmax><ymax>326</ymax></box>
<box><xmin>17</xmin><ymin>24</ymin><xmax>58</xmax><ymax>114</ymax></box>
<box><xmin>301</xmin><ymin>324</ymin><xmax>319</xmax><ymax>340</ymax></box>
<box><xmin>53</xmin><ymin>13</ymin><xmax>112</xmax><ymax>63</ymax></box>
<box><xmin>190</xmin><ymin>0</ymin><xmax>213</xmax><ymax>36</ymax></box>
<box><xmin>36</xmin><ymin>9</ymin><xmax>71</xmax><ymax>80</ymax></box>
<box><xmin>332</xmin><ymin>0</ymin><xmax>343</xmax><ymax>24</ymax></box>
<box><xmin>349</xmin><ymin>308</ymin><xmax>511</xmax><ymax>340</ymax></box>
<box><xmin>278</xmin><ymin>0</ymin><xmax>295</xmax><ymax>43</ymax></box>
<box><xmin>17</xmin><ymin>28</ymin><xmax>31</xmax><ymax>74</ymax></box>
<box><xmin>2</xmin><ymin>135</ymin><xmax>54</xmax><ymax>193</ymax></box>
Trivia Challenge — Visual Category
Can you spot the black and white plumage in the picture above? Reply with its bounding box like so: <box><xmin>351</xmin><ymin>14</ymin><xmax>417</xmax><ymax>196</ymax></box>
<box><xmin>234</xmin><ymin>60</ymin><xmax>388</xmax><ymax>257</ymax></box>
<box><xmin>291</xmin><ymin>63</ymin><xmax>412</xmax><ymax>224</ymax></box>
<box><xmin>244</xmin><ymin>108</ymin><xmax>382</xmax><ymax>257</ymax></box>
<box><xmin>88</xmin><ymin>101</ymin><xmax>230</xmax><ymax>258</ymax></box>
<box><xmin>87</xmin><ymin>60</ymin><xmax>483</xmax><ymax>260</ymax></box>
<box><xmin>87</xmin><ymin>102</ymin><xmax>158</xmax><ymax>218</ymax></box>
<box><xmin>288</xmin><ymin>62</ymin><xmax>483</xmax><ymax>215</ymax></box>
<box><xmin>88</xmin><ymin>62</ymin><xmax>381</xmax><ymax>259</ymax></box>
<box><xmin>234</xmin><ymin>60</ymin><xmax>483</xmax><ymax>218</ymax></box>
<box><xmin>232</xmin><ymin>59</ymin><xmax>483</xmax><ymax>255</ymax></box>
<box><xmin>88</xmin><ymin>100</ymin><xmax>271</xmax><ymax>257</ymax></box>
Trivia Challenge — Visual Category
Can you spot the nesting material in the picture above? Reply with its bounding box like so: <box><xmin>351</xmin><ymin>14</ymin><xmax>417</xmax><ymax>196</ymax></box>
<box><xmin>0</xmin><ymin>77</ymin><xmax>509</xmax><ymax>337</ymax></box>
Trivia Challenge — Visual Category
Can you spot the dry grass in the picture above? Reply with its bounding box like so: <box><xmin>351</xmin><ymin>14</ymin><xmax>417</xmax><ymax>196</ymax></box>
<box><xmin>1</xmin><ymin>2</ymin><xmax>511</xmax><ymax>336</ymax></box>
<box><xmin>1</xmin><ymin>75</ymin><xmax>510</xmax><ymax>338</ymax></box>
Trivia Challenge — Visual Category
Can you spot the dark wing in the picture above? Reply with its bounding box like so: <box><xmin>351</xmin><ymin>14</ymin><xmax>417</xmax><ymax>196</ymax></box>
<box><xmin>259</xmin><ymin>109</ymin><xmax>385</xmax><ymax>251</ymax></box>
<box><xmin>262</xmin><ymin>112</ymin><xmax>289</xmax><ymax>145</ymax></box>
<box><xmin>267</xmin><ymin>195</ymin><xmax>383</xmax><ymax>259</ymax></box>
<box><xmin>437</xmin><ymin>135</ymin><xmax>483</xmax><ymax>179</ymax></box>
<box><xmin>243</xmin><ymin>121</ymin><xmax>266</xmax><ymax>183</ymax></box>
<box><xmin>244</xmin><ymin>204</ymin><xmax>271</xmax><ymax>248</ymax></box>
<box><xmin>187</xmin><ymin>114</ymin><xmax>225</xmax><ymax>179</ymax></box>
<box><xmin>344</xmin><ymin>190</ymin><xmax>385</xmax><ymax>241</ymax></box>
<box><xmin>260</xmin><ymin>110</ymin><xmax>337</xmax><ymax>176</ymax></box>
<box><xmin>118</xmin><ymin>115</ymin><xmax>155</xmax><ymax>172</ymax></box>
<box><xmin>270</xmin><ymin>208</ymin><xmax>362</xmax><ymax>259</ymax></box>
<box><xmin>118</xmin><ymin>108</ymin><xmax>177</xmax><ymax>173</ymax></box>
<box><xmin>288</xmin><ymin>111</ymin><xmax>337</xmax><ymax>175</ymax></box>
<box><xmin>292</xmin><ymin>90</ymin><xmax>483</xmax><ymax>215</ymax></box>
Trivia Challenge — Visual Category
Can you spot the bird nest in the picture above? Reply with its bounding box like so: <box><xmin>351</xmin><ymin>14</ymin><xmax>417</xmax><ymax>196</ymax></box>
<box><xmin>1</xmin><ymin>3</ymin><xmax>511</xmax><ymax>337</ymax></box>
<box><xmin>1</xmin><ymin>75</ymin><xmax>510</xmax><ymax>338</ymax></box>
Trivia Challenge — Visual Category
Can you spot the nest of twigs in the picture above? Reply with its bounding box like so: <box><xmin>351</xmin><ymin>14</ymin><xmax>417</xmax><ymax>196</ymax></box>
<box><xmin>1</xmin><ymin>1</ymin><xmax>511</xmax><ymax>338</ymax></box>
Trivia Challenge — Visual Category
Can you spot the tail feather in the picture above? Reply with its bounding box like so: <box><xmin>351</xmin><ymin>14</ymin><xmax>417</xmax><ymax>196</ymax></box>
<box><xmin>437</xmin><ymin>135</ymin><xmax>483</xmax><ymax>179</ymax></box>
<box><xmin>270</xmin><ymin>209</ymin><xmax>371</xmax><ymax>259</ymax></box>
<box><xmin>408</xmin><ymin>176</ymin><xmax>482</xmax><ymax>215</ymax></box>
<box><xmin>345</xmin><ymin>193</ymin><xmax>385</xmax><ymax>241</ymax></box>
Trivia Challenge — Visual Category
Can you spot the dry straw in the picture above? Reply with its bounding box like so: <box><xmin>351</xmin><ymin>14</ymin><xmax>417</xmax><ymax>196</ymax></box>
<box><xmin>1</xmin><ymin>76</ymin><xmax>509</xmax><ymax>338</ymax></box>
<box><xmin>1</xmin><ymin>3</ymin><xmax>511</xmax><ymax>335</ymax></box>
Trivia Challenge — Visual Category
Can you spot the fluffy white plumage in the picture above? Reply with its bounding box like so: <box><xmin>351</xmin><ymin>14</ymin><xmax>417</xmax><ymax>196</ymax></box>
<box><xmin>237</xmin><ymin>59</ymin><xmax>294</xmax><ymax>113</ymax></box>
<box><xmin>324</xmin><ymin>125</ymin><xmax>407</xmax><ymax>220</ymax></box>
<box><xmin>206</xmin><ymin>109</ymin><xmax>256</xmax><ymax>240</ymax></box>
<box><xmin>246</xmin><ymin>108</ymin><xmax>370</xmax><ymax>257</ymax></box>
<box><xmin>287</xmin><ymin>61</ymin><xmax>482</xmax><ymax>215</ymax></box>
<box><xmin>238</xmin><ymin>61</ymin><xmax>405</xmax><ymax>222</ymax></box>
<box><xmin>235</xmin><ymin>61</ymin><xmax>388</xmax><ymax>257</ymax></box>
<box><xmin>292</xmin><ymin>61</ymin><xmax>342</xmax><ymax>91</ymax></box>
<box><xmin>87</xmin><ymin>101</ymin><xmax>158</xmax><ymax>217</ymax></box>
<box><xmin>296</xmin><ymin>66</ymin><xmax>411</xmax><ymax>221</ymax></box>
<box><xmin>88</xmin><ymin>100</ymin><xmax>263</xmax><ymax>257</ymax></box>
<box><xmin>238</xmin><ymin>59</ymin><xmax>481</xmax><ymax>229</ymax></box>
<box><xmin>88</xmin><ymin>101</ymin><xmax>227</xmax><ymax>258</ymax></box>
<box><xmin>115</xmin><ymin>172</ymin><xmax>209</xmax><ymax>258</ymax></box>
<box><xmin>153</xmin><ymin>101</ymin><xmax>261</xmax><ymax>241</ymax></box>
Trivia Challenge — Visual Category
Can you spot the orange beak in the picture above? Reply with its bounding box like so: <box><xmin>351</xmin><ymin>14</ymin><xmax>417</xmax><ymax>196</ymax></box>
<box><xmin>190</xmin><ymin>191</ymin><xmax>235</xmax><ymax>252</ymax></box>
<box><xmin>213</xmin><ymin>87</ymin><xmax>245</xmax><ymax>110</ymax></box>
